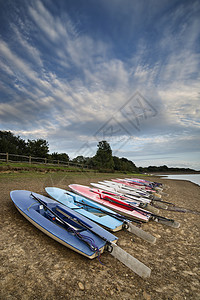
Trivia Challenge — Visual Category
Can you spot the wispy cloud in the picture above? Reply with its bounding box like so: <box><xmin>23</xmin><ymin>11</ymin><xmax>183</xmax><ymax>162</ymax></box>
<box><xmin>0</xmin><ymin>0</ymin><xmax>199</xmax><ymax>168</ymax></box>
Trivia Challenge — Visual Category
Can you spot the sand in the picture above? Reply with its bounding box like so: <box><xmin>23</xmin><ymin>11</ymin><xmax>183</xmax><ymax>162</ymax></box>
<box><xmin>0</xmin><ymin>173</ymin><xmax>200</xmax><ymax>299</ymax></box>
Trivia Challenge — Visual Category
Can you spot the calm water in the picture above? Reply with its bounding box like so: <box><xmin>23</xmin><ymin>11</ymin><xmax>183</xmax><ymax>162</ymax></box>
<box><xmin>162</xmin><ymin>174</ymin><xmax>200</xmax><ymax>186</ymax></box>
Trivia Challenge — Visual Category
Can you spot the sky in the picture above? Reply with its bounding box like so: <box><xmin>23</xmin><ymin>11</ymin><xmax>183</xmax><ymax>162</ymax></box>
<box><xmin>0</xmin><ymin>0</ymin><xmax>200</xmax><ymax>170</ymax></box>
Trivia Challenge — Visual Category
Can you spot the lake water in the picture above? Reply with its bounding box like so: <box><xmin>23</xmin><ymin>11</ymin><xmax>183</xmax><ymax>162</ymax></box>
<box><xmin>162</xmin><ymin>174</ymin><xmax>200</xmax><ymax>186</ymax></box>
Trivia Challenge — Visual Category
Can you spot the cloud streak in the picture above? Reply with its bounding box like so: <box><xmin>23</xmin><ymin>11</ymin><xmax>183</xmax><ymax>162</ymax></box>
<box><xmin>0</xmin><ymin>0</ymin><xmax>199</xmax><ymax>169</ymax></box>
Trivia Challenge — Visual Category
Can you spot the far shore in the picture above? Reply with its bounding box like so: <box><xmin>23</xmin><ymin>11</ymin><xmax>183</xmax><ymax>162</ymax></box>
<box><xmin>148</xmin><ymin>171</ymin><xmax>200</xmax><ymax>175</ymax></box>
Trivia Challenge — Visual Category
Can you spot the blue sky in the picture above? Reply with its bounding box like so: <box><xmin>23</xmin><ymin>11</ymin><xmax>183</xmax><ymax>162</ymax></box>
<box><xmin>0</xmin><ymin>0</ymin><xmax>200</xmax><ymax>170</ymax></box>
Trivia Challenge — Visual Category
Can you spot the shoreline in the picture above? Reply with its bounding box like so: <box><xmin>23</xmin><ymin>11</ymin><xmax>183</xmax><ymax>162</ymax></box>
<box><xmin>157</xmin><ymin>174</ymin><xmax>200</xmax><ymax>188</ymax></box>
<box><xmin>1</xmin><ymin>173</ymin><xmax>200</xmax><ymax>299</ymax></box>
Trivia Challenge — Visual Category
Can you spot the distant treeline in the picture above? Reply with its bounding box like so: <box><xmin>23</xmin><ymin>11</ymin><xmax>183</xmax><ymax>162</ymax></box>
<box><xmin>0</xmin><ymin>131</ymin><xmax>138</xmax><ymax>172</ymax></box>
<box><xmin>138</xmin><ymin>165</ymin><xmax>198</xmax><ymax>173</ymax></box>
<box><xmin>0</xmin><ymin>131</ymin><xmax>197</xmax><ymax>173</ymax></box>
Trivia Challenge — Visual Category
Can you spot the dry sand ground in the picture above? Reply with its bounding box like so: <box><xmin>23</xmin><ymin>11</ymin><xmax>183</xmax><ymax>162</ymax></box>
<box><xmin>1</xmin><ymin>172</ymin><xmax>200</xmax><ymax>299</ymax></box>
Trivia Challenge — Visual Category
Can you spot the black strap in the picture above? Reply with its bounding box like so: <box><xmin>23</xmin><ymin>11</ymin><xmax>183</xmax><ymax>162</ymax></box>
<box><xmin>75</xmin><ymin>198</ymin><xmax>142</xmax><ymax>223</ymax></box>
<box><xmin>65</xmin><ymin>191</ymin><xmax>141</xmax><ymax>224</ymax></box>
<box><xmin>30</xmin><ymin>193</ymin><xmax>111</xmax><ymax>243</ymax></box>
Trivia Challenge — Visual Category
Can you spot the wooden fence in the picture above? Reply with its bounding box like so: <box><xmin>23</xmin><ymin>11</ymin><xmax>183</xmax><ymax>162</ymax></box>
<box><xmin>0</xmin><ymin>152</ymin><xmax>88</xmax><ymax>169</ymax></box>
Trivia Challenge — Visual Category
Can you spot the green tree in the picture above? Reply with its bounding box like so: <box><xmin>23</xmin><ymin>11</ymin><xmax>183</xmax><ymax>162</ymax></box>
<box><xmin>72</xmin><ymin>156</ymin><xmax>94</xmax><ymax>168</ymax></box>
<box><xmin>93</xmin><ymin>140</ymin><xmax>114</xmax><ymax>171</ymax></box>
<box><xmin>113</xmin><ymin>156</ymin><xmax>138</xmax><ymax>173</ymax></box>
<box><xmin>72</xmin><ymin>155</ymin><xmax>86</xmax><ymax>164</ymax></box>
<box><xmin>50</xmin><ymin>152</ymin><xmax>69</xmax><ymax>162</ymax></box>
<box><xmin>58</xmin><ymin>153</ymin><xmax>69</xmax><ymax>162</ymax></box>
<box><xmin>49</xmin><ymin>152</ymin><xmax>59</xmax><ymax>161</ymax></box>
<box><xmin>0</xmin><ymin>131</ymin><xmax>27</xmax><ymax>155</ymax></box>
<box><xmin>27</xmin><ymin>139</ymin><xmax>49</xmax><ymax>158</ymax></box>
<box><xmin>113</xmin><ymin>156</ymin><xmax>122</xmax><ymax>171</ymax></box>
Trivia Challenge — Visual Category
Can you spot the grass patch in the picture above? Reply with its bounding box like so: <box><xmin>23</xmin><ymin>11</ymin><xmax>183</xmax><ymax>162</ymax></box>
<box><xmin>0</xmin><ymin>161</ymin><xmax>88</xmax><ymax>171</ymax></box>
<box><xmin>0</xmin><ymin>169</ymin><xmax>143</xmax><ymax>182</ymax></box>
<box><xmin>0</xmin><ymin>162</ymin><xmax>147</xmax><ymax>184</ymax></box>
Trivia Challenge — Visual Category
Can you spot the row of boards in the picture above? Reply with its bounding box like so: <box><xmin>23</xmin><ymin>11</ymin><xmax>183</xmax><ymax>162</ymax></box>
<box><xmin>10</xmin><ymin>178</ymin><xmax>178</xmax><ymax>278</ymax></box>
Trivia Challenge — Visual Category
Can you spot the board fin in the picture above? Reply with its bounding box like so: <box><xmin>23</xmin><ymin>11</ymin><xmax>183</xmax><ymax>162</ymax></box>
<box><xmin>152</xmin><ymin>202</ymin><xmax>168</xmax><ymax>210</ymax></box>
<box><xmin>153</xmin><ymin>217</ymin><xmax>180</xmax><ymax>228</ymax></box>
<box><xmin>126</xmin><ymin>222</ymin><xmax>156</xmax><ymax>244</ymax></box>
<box><xmin>145</xmin><ymin>204</ymin><xmax>160</xmax><ymax>214</ymax></box>
<box><xmin>108</xmin><ymin>242</ymin><xmax>151</xmax><ymax>278</ymax></box>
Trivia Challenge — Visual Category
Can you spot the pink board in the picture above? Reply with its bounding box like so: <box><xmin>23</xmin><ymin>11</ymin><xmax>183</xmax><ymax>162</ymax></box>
<box><xmin>69</xmin><ymin>184</ymin><xmax>150</xmax><ymax>222</ymax></box>
<box><xmin>112</xmin><ymin>179</ymin><xmax>155</xmax><ymax>192</ymax></box>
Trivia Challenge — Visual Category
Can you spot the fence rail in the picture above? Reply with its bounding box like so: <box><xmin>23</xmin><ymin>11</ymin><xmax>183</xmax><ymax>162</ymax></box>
<box><xmin>0</xmin><ymin>152</ymin><xmax>89</xmax><ymax>169</ymax></box>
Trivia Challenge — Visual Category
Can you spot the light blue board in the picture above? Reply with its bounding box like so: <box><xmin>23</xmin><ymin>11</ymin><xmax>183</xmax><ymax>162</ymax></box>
<box><xmin>45</xmin><ymin>187</ymin><xmax>124</xmax><ymax>231</ymax></box>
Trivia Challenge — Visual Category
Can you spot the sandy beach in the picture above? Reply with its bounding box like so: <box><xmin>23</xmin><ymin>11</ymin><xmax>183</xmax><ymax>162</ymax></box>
<box><xmin>1</xmin><ymin>172</ymin><xmax>200</xmax><ymax>299</ymax></box>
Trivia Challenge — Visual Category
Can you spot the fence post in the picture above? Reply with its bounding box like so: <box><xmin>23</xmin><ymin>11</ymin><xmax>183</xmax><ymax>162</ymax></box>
<box><xmin>45</xmin><ymin>158</ymin><xmax>47</xmax><ymax>164</ymax></box>
<box><xmin>6</xmin><ymin>152</ymin><xmax>9</xmax><ymax>163</ymax></box>
<box><xmin>58</xmin><ymin>160</ymin><xmax>59</xmax><ymax>166</ymax></box>
<box><xmin>29</xmin><ymin>156</ymin><xmax>31</xmax><ymax>164</ymax></box>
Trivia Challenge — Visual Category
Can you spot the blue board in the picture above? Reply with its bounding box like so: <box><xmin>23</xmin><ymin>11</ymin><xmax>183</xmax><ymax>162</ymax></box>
<box><xmin>10</xmin><ymin>190</ymin><xmax>118</xmax><ymax>259</ymax></box>
<box><xmin>45</xmin><ymin>187</ymin><xmax>124</xmax><ymax>232</ymax></box>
